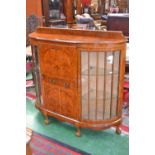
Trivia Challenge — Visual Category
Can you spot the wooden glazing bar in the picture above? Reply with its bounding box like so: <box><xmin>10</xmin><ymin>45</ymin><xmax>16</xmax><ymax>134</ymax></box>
<box><xmin>103</xmin><ymin>52</ymin><xmax>107</xmax><ymax>119</ymax></box>
<box><xmin>79</xmin><ymin>51</ymin><xmax>82</xmax><ymax>120</ymax></box>
<box><xmin>88</xmin><ymin>52</ymin><xmax>90</xmax><ymax>119</ymax></box>
<box><xmin>115</xmin><ymin>51</ymin><xmax>121</xmax><ymax>115</ymax></box>
<box><xmin>110</xmin><ymin>52</ymin><xmax>115</xmax><ymax>118</ymax></box>
<box><xmin>116</xmin><ymin>52</ymin><xmax>121</xmax><ymax>116</ymax></box>
<box><xmin>116</xmin><ymin>52</ymin><xmax>121</xmax><ymax>115</ymax></box>
<box><xmin>96</xmin><ymin>52</ymin><xmax>99</xmax><ymax>120</ymax></box>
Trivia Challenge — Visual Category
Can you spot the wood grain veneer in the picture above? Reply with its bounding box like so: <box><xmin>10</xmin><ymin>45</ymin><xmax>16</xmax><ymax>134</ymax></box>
<box><xmin>29</xmin><ymin>27</ymin><xmax>126</xmax><ymax>136</ymax></box>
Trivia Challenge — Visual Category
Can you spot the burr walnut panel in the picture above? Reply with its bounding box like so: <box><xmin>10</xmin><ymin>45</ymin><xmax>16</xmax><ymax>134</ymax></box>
<box><xmin>39</xmin><ymin>44</ymin><xmax>78</xmax><ymax>81</ymax></box>
<box><xmin>44</xmin><ymin>82</ymin><xmax>61</xmax><ymax>114</ymax></box>
<box><xmin>60</xmin><ymin>88</ymin><xmax>78</xmax><ymax>119</ymax></box>
<box><xmin>41</xmin><ymin>74</ymin><xmax>78</xmax><ymax>119</ymax></box>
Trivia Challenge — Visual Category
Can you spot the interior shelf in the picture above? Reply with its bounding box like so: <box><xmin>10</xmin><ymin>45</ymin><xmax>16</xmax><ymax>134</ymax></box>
<box><xmin>82</xmin><ymin>66</ymin><xmax>119</xmax><ymax>76</ymax></box>
<box><xmin>82</xmin><ymin>89</ymin><xmax>118</xmax><ymax>100</ymax></box>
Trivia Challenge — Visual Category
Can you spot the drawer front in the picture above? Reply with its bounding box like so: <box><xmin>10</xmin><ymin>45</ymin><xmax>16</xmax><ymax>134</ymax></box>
<box><xmin>39</xmin><ymin>44</ymin><xmax>78</xmax><ymax>80</ymax></box>
<box><xmin>41</xmin><ymin>74</ymin><xmax>77</xmax><ymax>90</ymax></box>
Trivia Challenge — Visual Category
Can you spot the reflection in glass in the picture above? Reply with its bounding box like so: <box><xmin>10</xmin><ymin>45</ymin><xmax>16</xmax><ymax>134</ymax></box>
<box><xmin>49</xmin><ymin>0</ymin><xmax>60</xmax><ymax>19</ymax></box>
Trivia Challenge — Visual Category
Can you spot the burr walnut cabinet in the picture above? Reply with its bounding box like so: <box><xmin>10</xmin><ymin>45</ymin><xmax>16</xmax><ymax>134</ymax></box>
<box><xmin>29</xmin><ymin>27</ymin><xmax>126</xmax><ymax>136</ymax></box>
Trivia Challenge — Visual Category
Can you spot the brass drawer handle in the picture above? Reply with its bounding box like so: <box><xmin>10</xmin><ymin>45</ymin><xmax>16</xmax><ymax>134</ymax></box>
<box><xmin>64</xmin><ymin>82</ymin><xmax>70</xmax><ymax>88</ymax></box>
<box><xmin>50</xmin><ymin>79</ymin><xmax>56</xmax><ymax>84</ymax></box>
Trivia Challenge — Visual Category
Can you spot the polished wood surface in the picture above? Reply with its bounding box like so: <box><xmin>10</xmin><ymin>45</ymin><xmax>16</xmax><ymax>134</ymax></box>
<box><xmin>30</xmin><ymin>27</ymin><xmax>125</xmax><ymax>44</ymax></box>
<box><xmin>26</xmin><ymin>0</ymin><xmax>44</xmax><ymax>45</ymax></box>
<box><xmin>66</xmin><ymin>0</ymin><xmax>74</xmax><ymax>24</ymax></box>
<box><xmin>29</xmin><ymin>27</ymin><xmax>126</xmax><ymax>136</ymax></box>
<box><xmin>26</xmin><ymin>0</ymin><xmax>43</xmax><ymax>17</ymax></box>
<box><xmin>76</xmin><ymin>0</ymin><xmax>83</xmax><ymax>14</ymax></box>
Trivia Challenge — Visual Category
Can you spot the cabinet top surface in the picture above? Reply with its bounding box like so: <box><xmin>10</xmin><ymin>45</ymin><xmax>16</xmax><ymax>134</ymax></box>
<box><xmin>108</xmin><ymin>13</ymin><xmax>129</xmax><ymax>18</ymax></box>
<box><xmin>29</xmin><ymin>27</ymin><xmax>126</xmax><ymax>44</ymax></box>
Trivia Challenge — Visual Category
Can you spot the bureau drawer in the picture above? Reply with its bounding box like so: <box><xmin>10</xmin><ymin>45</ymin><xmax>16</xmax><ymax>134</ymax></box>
<box><xmin>41</xmin><ymin>74</ymin><xmax>77</xmax><ymax>89</ymax></box>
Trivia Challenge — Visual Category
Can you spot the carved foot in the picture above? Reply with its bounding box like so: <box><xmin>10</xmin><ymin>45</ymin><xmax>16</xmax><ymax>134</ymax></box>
<box><xmin>76</xmin><ymin>127</ymin><xmax>81</xmax><ymax>137</ymax></box>
<box><xmin>44</xmin><ymin>115</ymin><xmax>50</xmax><ymax>125</ymax></box>
<box><xmin>116</xmin><ymin>126</ymin><xmax>121</xmax><ymax>135</ymax></box>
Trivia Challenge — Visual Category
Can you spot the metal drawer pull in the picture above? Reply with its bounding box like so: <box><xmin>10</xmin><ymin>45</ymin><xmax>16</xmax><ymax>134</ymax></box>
<box><xmin>50</xmin><ymin>79</ymin><xmax>56</xmax><ymax>84</ymax></box>
<box><xmin>64</xmin><ymin>82</ymin><xmax>70</xmax><ymax>88</ymax></box>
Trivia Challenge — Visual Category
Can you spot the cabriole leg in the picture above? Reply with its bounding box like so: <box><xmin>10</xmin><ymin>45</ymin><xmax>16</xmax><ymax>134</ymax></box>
<box><xmin>116</xmin><ymin>126</ymin><xmax>121</xmax><ymax>134</ymax></box>
<box><xmin>44</xmin><ymin>115</ymin><xmax>50</xmax><ymax>125</ymax></box>
<box><xmin>76</xmin><ymin>127</ymin><xmax>81</xmax><ymax>137</ymax></box>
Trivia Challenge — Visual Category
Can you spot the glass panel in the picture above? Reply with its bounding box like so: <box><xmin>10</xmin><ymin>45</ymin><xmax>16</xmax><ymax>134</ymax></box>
<box><xmin>81</xmin><ymin>52</ymin><xmax>88</xmax><ymax>119</ymax></box>
<box><xmin>104</xmin><ymin>52</ymin><xmax>113</xmax><ymax>119</ymax></box>
<box><xmin>111</xmin><ymin>51</ymin><xmax>120</xmax><ymax>117</ymax></box>
<box><xmin>32</xmin><ymin>46</ymin><xmax>42</xmax><ymax>104</ymax></box>
<box><xmin>97</xmin><ymin>52</ymin><xmax>105</xmax><ymax>120</ymax></box>
<box><xmin>89</xmin><ymin>52</ymin><xmax>97</xmax><ymax>120</ymax></box>
<box><xmin>81</xmin><ymin>51</ymin><xmax>120</xmax><ymax>120</ymax></box>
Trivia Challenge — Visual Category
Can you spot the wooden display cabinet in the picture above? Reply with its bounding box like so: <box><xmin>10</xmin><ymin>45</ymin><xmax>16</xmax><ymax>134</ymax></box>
<box><xmin>29</xmin><ymin>27</ymin><xmax>126</xmax><ymax>136</ymax></box>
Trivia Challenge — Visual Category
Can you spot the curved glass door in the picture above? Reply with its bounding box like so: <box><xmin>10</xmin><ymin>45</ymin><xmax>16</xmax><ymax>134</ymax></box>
<box><xmin>81</xmin><ymin>51</ymin><xmax>120</xmax><ymax>120</ymax></box>
<box><xmin>32</xmin><ymin>46</ymin><xmax>42</xmax><ymax>104</ymax></box>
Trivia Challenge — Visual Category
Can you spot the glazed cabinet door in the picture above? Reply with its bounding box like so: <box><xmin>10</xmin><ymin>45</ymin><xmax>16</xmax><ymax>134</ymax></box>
<box><xmin>38</xmin><ymin>44</ymin><xmax>78</xmax><ymax>119</ymax></box>
<box><xmin>81</xmin><ymin>50</ymin><xmax>121</xmax><ymax>121</ymax></box>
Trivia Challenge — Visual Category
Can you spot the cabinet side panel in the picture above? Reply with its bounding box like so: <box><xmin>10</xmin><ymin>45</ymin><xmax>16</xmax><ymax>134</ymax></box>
<box><xmin>32</xmin><ymin>45</ymin><xmax>43</xmax><ymax>105</ymax></box>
